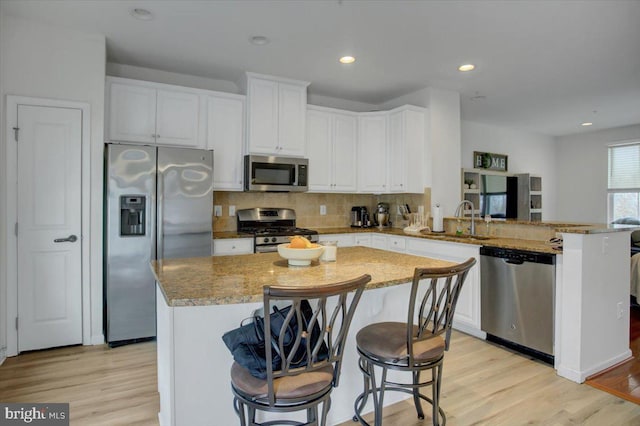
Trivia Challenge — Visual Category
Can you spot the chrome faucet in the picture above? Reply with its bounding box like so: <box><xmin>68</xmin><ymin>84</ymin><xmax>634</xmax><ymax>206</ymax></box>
<box><xmin>454</xmin><ymin>200</ymin><xmax>476</xmax><ymax>235</ymax></box>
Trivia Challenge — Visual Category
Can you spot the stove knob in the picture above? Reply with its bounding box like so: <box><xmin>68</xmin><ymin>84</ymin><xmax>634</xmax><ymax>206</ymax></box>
<box><xmin>271</xmin><ymin>237</ymin><xmax>277</xmax><ymax>243</ymax></box>
<box><xmin>263</xmin><ymin>237</ymin><xmax>269</xmax><ymax>243</ymax></box>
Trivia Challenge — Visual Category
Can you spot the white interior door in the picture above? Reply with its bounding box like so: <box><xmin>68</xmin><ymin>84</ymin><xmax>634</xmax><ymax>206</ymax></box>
<box><xmin>17</xmin><ymin>105</ymin><xmax>83</xmax><ymax>352</ymax></box>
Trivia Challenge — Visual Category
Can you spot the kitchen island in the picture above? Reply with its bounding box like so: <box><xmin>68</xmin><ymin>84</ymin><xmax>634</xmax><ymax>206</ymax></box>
<box><xmin>154</xmin><ymin>225</ymin><xmax>633</xmax><ymax>426</ymax></box>
<box><xmin>152</xmin><ymin>247</ymin><xmax>455</xmax><ymax>426</ymax></box>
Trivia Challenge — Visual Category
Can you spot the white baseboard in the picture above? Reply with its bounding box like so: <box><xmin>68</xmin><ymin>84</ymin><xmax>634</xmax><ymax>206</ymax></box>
<box><xmin>557</xmin><ymin>349</ymin><xmax>632</xmax><ymax>383</ymax></box>
<box><xmin>89</xmin><ymin>334</ymin><xmax>105</xmax><ymax>345</ymax></box>
<box><xmin>453</xmin><ymin>322</ymin><xmax>486</xmax><ymax>340</ymax></box>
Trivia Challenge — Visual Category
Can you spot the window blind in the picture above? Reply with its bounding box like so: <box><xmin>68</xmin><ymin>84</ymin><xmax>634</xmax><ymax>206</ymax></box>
<box><xmin>608</xmin><ymin>143</ymin><xmax>640</xmax><ymax>190</ymax></box>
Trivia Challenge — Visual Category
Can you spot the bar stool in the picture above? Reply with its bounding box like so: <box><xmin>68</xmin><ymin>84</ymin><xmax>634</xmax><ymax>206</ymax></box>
<box><xmin>230</xmin><ymin>274</ymin><xmax>370</xmax><ymax>426</ymax></box>
<box><xmin>353</xmin><ymin>258</ymin><xmax>476</xmax><ymax>426</ymax></box>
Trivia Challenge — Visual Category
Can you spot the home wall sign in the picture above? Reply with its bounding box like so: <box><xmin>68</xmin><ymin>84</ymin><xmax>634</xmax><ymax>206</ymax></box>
<box><xmin>474</xmin><ymin>151</ymin><xmax>508</xmax><ymax>171</ymax></box>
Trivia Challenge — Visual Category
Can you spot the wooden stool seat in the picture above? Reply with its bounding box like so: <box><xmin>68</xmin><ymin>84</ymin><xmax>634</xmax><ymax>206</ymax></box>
<box><xmin>231</xmin><ymin>362</ymin><xmax>334</xmax><ymax>402</ymax></box>
<box><xmin>356</xmin><ymin>322</ymin><xmax>445</xmax><ymax>365</ymax></box>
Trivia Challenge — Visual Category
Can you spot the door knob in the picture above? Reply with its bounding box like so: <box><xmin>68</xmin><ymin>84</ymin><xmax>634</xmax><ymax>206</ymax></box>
<box><xmin>54</xmin><ymin>235</ymin><xmax>78</xmax><ymax>243</ymax></box>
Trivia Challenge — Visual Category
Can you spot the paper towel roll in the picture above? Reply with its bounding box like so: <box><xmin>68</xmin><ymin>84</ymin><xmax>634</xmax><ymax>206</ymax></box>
<box><xmin>432</xmin><ymin>204</ymin><xmax>444</xmax><ymax>232</ymax></box>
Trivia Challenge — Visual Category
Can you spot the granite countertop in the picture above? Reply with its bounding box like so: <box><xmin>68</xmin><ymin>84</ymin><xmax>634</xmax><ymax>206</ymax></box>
<box><xmin>313</xmin><ymin>227</ymin><xmax>560</xmax><ymax>254</ymax></box>
<box><xmin>152</xmin><ymin>246</ymin><xmax>454</xmax><ymax>307</ymax></box>
<box><xmin>213</xmin><ymin>227</ymin><xmax>560</xmax><ymax>254</ymax></box>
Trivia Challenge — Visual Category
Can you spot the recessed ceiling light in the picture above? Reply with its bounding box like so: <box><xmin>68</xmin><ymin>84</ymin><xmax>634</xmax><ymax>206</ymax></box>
<box><xmin>250</xmin><ymin>36</ymin><xmax>270</xmax><ymax>46</ymax></box>
<box><xmin>339</xmin><ymin>56</ymin><xmax>356</xmax><ymax>64</ymax></box>
<box><xmin>458</xmin><ymin>64</ymin><xmax>475</xmax><ymax>72</ymax></box>
<box><xmin>130</xmin><ymin>8</ymin><xmax>153</xmax><ymax>21</ymax></box>
<box><xmin>581</xmin><ymin>122</ymin><xmax>593</xmax><ymax>126</ymax></box>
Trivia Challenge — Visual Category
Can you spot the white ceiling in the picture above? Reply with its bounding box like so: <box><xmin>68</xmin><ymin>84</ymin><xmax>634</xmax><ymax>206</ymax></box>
<box><xmin>3</xmin><ymin>0</ymin><xmax>640</xmax><ymax>136</ymax></box>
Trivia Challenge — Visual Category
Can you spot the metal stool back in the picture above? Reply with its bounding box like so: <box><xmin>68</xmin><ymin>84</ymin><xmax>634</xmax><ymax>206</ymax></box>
<box><xmin>231</xmin><ymin>274</ymin><xmax>370</xmax><ymax>426</ymax></box>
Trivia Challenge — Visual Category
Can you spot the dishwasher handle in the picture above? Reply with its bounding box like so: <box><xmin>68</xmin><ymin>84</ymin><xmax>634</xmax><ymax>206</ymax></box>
<box><xmin>504</xmin><ymin>258</ymin><xmax>524</xmax><ymax>265</ymax></box>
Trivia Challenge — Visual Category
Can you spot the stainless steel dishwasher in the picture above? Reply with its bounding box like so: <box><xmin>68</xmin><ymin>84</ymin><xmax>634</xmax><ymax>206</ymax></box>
<box><xmin>480</xmin><ymin>246</ymin><xmax>556</xmax><ymax>362</ymax></box>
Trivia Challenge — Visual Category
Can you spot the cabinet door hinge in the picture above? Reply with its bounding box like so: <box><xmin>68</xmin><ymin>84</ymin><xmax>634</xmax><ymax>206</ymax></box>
<box><xmin>13</xmin><ymin>127</ymin><xmax>19</xmax><ymax>142</ymax></box>
<box><xmin>15</xmin><ymin>317</ymin><xmax>18</xmax><ymax>331</ymax></box>
<box><xmin>14</xmin><ymin>223</ymin><xmax>18</xmax><ymax>237</ymax></box>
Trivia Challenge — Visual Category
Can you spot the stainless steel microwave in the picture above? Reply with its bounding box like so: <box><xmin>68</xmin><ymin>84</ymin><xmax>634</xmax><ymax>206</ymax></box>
<box><xmin>244</xmin><ymin>155</ymin><xmax>308</xmax><ymax>192</ymax></box>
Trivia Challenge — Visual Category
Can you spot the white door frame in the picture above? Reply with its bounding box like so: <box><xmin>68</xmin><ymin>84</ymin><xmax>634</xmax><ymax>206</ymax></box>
<box><xmin>5</xmin><ymin>96</ymin><xmax>91</xmax><ymax>356</ymax></box>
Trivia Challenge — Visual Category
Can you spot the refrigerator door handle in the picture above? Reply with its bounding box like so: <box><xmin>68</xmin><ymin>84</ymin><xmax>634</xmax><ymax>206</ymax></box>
<box><xmin>157</xmin><ymin>170</ymin><xmax>164</xmax><ymax>260</ymax></box>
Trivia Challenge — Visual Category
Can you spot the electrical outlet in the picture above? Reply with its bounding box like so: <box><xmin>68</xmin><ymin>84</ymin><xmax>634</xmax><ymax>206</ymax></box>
<box><xmin>602</xmin><ymin>236</ymin><xmax>609</xmax><ymax>254</ymax></box>
<box><xmin>229</xmin><ymin>205</ymin><xmax>236</xmax><ymax>216</ymax></box>
<box><xmin>617</xmin><ymin>301</ymin><xmax>624</xmax><ymax>319</ymax></box>
<box><xmin>214</xmin><ymin>205</ymin><xmax>222</xmax><ymax>217</ymax></box>
<box><xmin>320</xmin><ymin>205</ymin><xmax>327</xmax><ymax>216</ymax></box>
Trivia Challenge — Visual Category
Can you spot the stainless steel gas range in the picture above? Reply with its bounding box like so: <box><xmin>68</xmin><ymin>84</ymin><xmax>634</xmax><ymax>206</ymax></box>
<box><xmin>237</xmin><ymin>208</ymin><xmax>319</xmax><ymax>253</ymax></box>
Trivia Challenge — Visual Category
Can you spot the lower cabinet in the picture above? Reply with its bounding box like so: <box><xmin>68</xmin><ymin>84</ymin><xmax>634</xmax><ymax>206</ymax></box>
<box><xmin>387</xmin><ymin>236</ymin><xmax>406</xmax><ymax>253</ymax></box>
<box><xmin>317</xmin><ymin>234</ymin><xmax>355</xmax><ymax>248</ymax></box>
<box><xmin>354</xmin><ymin>234</ymin><xmax>372</xmax><ymax>247</ymax></box>
<box><xmin>405</xmin><ymin>237</ymin><xmax>483</xmax><ymax>337</ymax></box>
<box><xmin>212</xmin><ymin>238</ymin><xmax>253</xmax><ymax>256</ymax></box>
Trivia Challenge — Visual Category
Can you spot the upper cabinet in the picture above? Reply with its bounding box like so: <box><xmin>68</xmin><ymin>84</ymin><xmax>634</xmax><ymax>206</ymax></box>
<box><xmin>388</xmin><ymin>106</ymin><xmax>428</xmax><ymax>194</ymax></box>
<box><xmin>246</xmin><ymin>73</ymin><xmax>309</xmax><ymax>157</ymax></box>
<box><xmin>306</xmin><ymin>106</ymin><xmax>357</xmax><ymax>192</ymax></box>
<box><xmin>358</xmin><ymin>106</ymin><xmax>428</xmax><ymax>194</ymax></box>
<box><xmin>107</xmin><ymin>77</ymin><xmax>203</xmax><ymax>148</ymax></box>
<box><xmin>207</xmin><ymin>94</ymin><xmax>246</xmax><ymax>191</ymax></box>
<box><xmin>357</xmin><ymin>112</ymin><xmax>389</xmax><ymax>193</ymax></box>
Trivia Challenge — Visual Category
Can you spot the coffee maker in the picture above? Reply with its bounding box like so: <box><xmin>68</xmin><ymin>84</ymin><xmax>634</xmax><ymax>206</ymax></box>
<box><xmin>350</xmin><ymin>206</ymin><xmax>371</xmax><ymax>228</ymax></box>
<box><xmin>374</xmin><ymin>202</ymin><xmax>390</xmax><ymax>228</ymax></box>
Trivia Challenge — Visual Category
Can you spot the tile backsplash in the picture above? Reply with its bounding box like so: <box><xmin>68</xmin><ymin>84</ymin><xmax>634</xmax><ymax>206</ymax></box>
<box><xmin>213</xmin><ymin>191</ymin><xmax>429</xmax><ymax>232</ymax></box>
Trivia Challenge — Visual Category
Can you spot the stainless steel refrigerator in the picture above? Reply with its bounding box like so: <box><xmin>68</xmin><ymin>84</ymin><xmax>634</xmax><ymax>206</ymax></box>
<box><xmin>104</xmin><ymin>143</ymin><xmax>213</xmax><ymax>345</ymax></box>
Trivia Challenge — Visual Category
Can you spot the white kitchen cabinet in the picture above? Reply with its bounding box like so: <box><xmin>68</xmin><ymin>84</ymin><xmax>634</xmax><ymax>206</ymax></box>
<box><xmin>357</xmin><ymin>113</ymin><xmax>388</xmax><ymax>193</ymax></box>
<box><xmin>107</xmin><ymin>77</ymin><xmax>202</xmax><ymax>148</ymax></box>
<box><xmin>306</xmin><ymin>106</ymin><xmax>357</xmax><ymax>192</ymax></box>
<box><xmin>318</xmin><ymin>234</ymin><xmax>355</xmax><ymax>248</ymax></box>
<box><xmin>213</xmin><ymin>238</ymin><xmax>253</xmax><ymax>256</ymax></box>
<box><xmin>207</xmin><ymin>94</ymin><xmax>245</xmax><ymax>191</ymax></box>
<box><xmin>371</xmin><ymin>234</ymin><xmax>389</xmax><ymax>250</ymax></box>
<box><xmin>387</xmin><ymin>106</ymin><xmax>428</xmax><ymax>194</ymax></box>
<box><xmin>246</xmin><ymin>73</ymin><xmax>309</xmax><ymax>157</ymax></box>
<box><xmin>387</xmin><ymin>235</ymin><xmax>406</xmax><ymax>252</ymax></box>
<box><xmin>405</xmin><ymin>237</ymin><xmax>483</xmax><ymax>337</ymax></box>
<box><xmin>354</xmin><ymin>234</ymin><xmax>372</xmax><ymax>247</ymax></box>
<box><xmin>357</xmin><ymin>106</ymin><xmax>427</xmax><ymax>194</ymax></box>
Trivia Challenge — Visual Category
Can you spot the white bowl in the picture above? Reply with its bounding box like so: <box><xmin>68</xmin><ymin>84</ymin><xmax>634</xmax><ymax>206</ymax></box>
<box><xmin>277</xmin><ymin>243</ymin><xmax>324</xmax><ymax>266</ymax></box>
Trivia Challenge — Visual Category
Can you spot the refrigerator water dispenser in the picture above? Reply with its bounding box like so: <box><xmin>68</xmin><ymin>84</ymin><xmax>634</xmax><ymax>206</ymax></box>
<box><xmin>120</xmin><ymin>195</ymin><xmax>146</xmax><ymax>236</ymax></box>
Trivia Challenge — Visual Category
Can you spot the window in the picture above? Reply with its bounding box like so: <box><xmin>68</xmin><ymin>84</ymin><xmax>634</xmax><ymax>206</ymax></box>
<box><xmin>608</xmin><ymin>142</ymin><xmax>640</xmax><ymax>223</ymax></box>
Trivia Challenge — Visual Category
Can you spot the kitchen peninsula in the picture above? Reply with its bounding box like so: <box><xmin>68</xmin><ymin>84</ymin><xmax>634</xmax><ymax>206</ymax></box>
<box><xmin>152</xmin><ymin>247</ymin><xmax>454</xmax><ymax>426</ymax></box>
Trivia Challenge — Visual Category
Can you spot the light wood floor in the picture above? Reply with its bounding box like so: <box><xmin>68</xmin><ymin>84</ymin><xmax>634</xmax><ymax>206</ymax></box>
<box><xmin>2</xmin><ymin>333</ymin><xmax>640</xmax><ymax>425</ymax></box>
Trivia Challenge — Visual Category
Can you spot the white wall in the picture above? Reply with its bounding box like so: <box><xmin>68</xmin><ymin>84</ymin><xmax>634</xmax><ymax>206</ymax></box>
<box><xmin>0</xmin><ymin>15</ymin><xmax>107</xmax><ymax>352</ymax></box>
<box><xmin>0</xmin><ymin>3</ymin><xmax>7</xmax><ymax>360</ymax></box>
<box><xmin>555</xmin><ymin>124</ymin><xmax>640</xmax><ymax>223</ymax></box>
<box><xmin>428</xmin><ymin>88</ymin><xmax>462</xmax><ymax>216</ymax></box>
<box><xmin>307</xmin><ymin>93</ymin><xmax>380</xmax><ymax>113</ymax></box>
<box><xmin>107</xmin><ymin>62</ymin><xmax>240</xmax><ymax>95</ymax></box>
<box><xmin>461</xmin><ymin>120</ymin><xmax>558</xmax><ymax>220</ymax></box>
